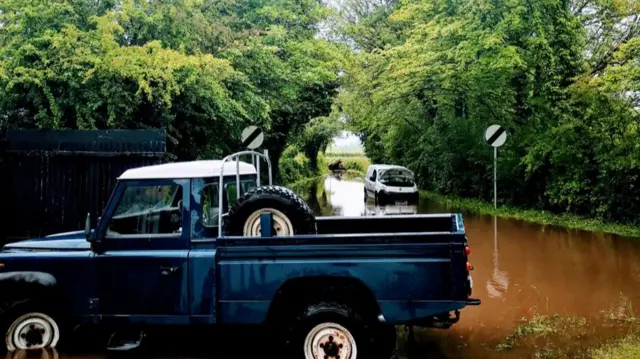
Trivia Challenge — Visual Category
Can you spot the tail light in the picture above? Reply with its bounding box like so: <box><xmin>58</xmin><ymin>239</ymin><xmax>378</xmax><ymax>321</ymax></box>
<box><xmin>465</xmin><ymin>246</ymin><xmax>471</xmax><ymax>255</ymax></box>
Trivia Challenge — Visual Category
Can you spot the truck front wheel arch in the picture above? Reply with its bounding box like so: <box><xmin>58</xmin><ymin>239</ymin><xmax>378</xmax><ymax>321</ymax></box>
<box><xmin>0</xmin><ymin>272</ymin><xmax>71</xmax><ymax>352</ymax></box>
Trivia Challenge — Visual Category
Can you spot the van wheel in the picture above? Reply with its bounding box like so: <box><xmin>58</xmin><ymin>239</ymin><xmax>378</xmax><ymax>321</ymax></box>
<box><xmin>2</xmin><ymin>300</ymin><xmax>63</xmax><ymax>352</ymax></box>
<box><xmin>224</xmin><ymin>185</ymin><xmax>317</xmax><ymax>236</ymax></box>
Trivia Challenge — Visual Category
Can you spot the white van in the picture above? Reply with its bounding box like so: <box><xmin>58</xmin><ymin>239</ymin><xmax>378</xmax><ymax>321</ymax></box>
<box><xmin>364</xmin><ymin>164</ymin><xmax>419</xmax><ymax>205</ymax></box>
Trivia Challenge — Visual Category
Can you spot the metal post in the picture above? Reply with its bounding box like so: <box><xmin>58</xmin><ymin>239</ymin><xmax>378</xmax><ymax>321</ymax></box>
<box><xmin>236</xmin><ymin>156</ymin><xmax>241</xmax><ymax>200</ymax></box>
<box><xmin>493</xmin><ymin>146</ymin><xmax>497</xmax><ymax>209</ymax></box>
<box><xmin>265</xmin><ymin>149</ymin><xmax>271</xmax><ymax>185</ymax></box>
<box><xmin>256</xmin><ymin>154</ymin><xmax>261</xmax><ymax>187</ymax></box>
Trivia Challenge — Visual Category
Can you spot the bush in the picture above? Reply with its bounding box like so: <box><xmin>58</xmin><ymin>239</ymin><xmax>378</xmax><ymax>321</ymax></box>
<box><xmin>279</xmin><ymin>145</ymin><xmax>317</xmax><ymax>185</ymax></box>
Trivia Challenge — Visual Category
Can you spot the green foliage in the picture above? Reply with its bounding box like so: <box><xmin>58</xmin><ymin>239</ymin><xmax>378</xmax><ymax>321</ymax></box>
<box><xmin>0</xmin><ymin>0</ymin><xmax>343</xmax><ymax>170</ymax></box>
<box><xmin>332</xmin><ymin>0</ymin><xmax>640</xmax><ymax>225</ymax></box>
<box><xmin>279</xmin><ymin>144</ymin><xmax>321</xmax><ymax>185</ymax></box>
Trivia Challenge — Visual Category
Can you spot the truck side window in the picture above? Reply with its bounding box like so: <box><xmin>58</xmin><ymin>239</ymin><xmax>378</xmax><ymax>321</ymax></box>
<box><xmin>200</xmin><ymin>180</ymin><xmax>257</xmax><ymax>228</ymax></box>
<box><xmin>107</xmin><ymin>183</ymin><xmax>183</xmax><ymax>236</ymax></box>
<box><xmin>201</xmin><ymin>184</ymin><xmax>220</xmax><ymax>227</ymax></box>
<box><xmin>371</xmin><ymin>170</ymin><xmax>377</xmax><ymax>181</ymax></box>
<box><xmin>225</xmin><ymin>180</ymin><xmax>257</xmax><ymax>208</ymax></box>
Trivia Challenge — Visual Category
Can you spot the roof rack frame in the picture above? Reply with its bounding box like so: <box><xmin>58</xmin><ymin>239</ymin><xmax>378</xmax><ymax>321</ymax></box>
<box><xmin>217</xmin><ymin>150</ymin><xmax>272</xmax><ymax>237</ymax></box>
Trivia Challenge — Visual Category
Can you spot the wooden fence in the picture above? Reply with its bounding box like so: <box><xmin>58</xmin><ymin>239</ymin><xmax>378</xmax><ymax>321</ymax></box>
<box><xmin>0</xmin><ymin>129</ymin><xmax>166</xmax><ymax>244</ymax></box>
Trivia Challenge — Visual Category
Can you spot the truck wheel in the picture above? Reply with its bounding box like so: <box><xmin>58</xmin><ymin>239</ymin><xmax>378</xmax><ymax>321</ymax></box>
<box><xmin>281</xmin><ymin>302</ymin><xmax>393</xmax><ymax>359</ymax></box>
<box><xmin>224</xmin><ymin>185</ymin><xmax>317</xmax><ymax>236</ymax></box>
<box><xmin>2</xmin><ymin>300</ymin><xmax>63</xmax><ymax>352</ymax></box>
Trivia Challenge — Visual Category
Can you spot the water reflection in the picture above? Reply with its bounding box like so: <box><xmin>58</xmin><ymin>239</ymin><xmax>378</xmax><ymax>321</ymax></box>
<box><xmin>486</xmin><ymin>216</ymin><xmax>509</xmax><ymax>299</ymax></box>
<box><xmin>365</xmin><ymin>201</ymin><xmax>418</xmax><ymax>216</ymax></box>
<box><xmin>5</xmin><ymin>349</ymin><xmax>59</xmax><ymax>359</ymax></box>
<box><xmin>296</xmin><ymin>175</ymin><xmax>419</xmax><ymax>217</ymax></box>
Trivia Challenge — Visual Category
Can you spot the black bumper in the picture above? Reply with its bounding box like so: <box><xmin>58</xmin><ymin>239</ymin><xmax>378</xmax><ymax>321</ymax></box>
<box><xmin>466</xmin><ymin>298</ymin><xmax>481</xmax><ymax>305</ymax></box>
<box><xmin>378</xmin><ymin>191</ymin><xmax>419</xmax><ymax>204</ymax></box>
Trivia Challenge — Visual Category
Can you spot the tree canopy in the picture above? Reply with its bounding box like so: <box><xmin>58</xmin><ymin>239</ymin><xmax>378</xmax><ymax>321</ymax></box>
<box><xmin>0</xmin><ymin>0</ymin><xmax>344</xmax><ymax>174</ymax></box>
<box><xmin>2</xmin><ymin>0</ymin><xmax>640</xmax><ymax>224</ymax></box>
<box><xmin>332</xmin><ymin>0</ymin><xmax>640</xmax><ymax>223</ymax></box>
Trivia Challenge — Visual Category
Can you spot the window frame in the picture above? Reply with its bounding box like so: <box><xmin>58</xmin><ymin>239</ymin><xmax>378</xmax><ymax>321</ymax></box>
<box><xmin>200</xmin><ymin>182</ymin><xmax>221</xmax><ymax>229</ymax></box>
<box><xmin>100</xmin><ymin>179</ymin><xmax>187</xmax><ymax>240</ymax></box>
<box><xmin>198</xmin><ymin>178</ymin><xmax>257</xmax><ymax>229</ymax></box>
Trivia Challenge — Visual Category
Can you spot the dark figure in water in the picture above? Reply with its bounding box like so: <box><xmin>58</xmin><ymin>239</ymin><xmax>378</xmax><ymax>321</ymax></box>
<box><xmin>328</xmin><ymin>158</ymin><xmax>345</xmax><ymax>172</ymax></box>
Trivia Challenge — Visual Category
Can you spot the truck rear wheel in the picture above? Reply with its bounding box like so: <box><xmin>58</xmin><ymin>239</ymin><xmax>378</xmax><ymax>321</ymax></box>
<box><xmin>281</xmin><ymin>302</ymin><xmax>395</xmax><ymax>359</ymax></box>
<box><xmin>224</xmin><ymin>185</ymin><xmax>317</xmax><ymax>236</ymax></box>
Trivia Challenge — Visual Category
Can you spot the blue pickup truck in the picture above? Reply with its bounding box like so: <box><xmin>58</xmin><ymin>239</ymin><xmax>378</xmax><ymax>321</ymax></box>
<box><xmin>0</xmin><ymin>150</ymin><xmax>479</xmax><ymax>358</ymax></box>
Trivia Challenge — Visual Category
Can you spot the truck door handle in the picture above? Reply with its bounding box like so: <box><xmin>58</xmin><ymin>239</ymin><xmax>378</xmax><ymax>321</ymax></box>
<box><xmin>160</xmin><ymin>266</ymin><xmax>180</xmax><ymax>275</ymax></box>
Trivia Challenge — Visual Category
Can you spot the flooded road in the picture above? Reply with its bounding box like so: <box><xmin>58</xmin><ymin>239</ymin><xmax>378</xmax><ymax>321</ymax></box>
<box><xmin>8</xmin><ymin>175</ymin><xmax>640</xmax><ymax>359</ymax></box>
<box><xmin>295</xmin><ymin>175</ymin><xmax>640</xmax><ymax>358</ymax></box>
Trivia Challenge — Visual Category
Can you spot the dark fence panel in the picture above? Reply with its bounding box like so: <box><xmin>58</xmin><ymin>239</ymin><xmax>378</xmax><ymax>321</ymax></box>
<box><xmin>0</xmin><ymin>129</ymin><xmax>166</xmax><ymax>244</ymax></box>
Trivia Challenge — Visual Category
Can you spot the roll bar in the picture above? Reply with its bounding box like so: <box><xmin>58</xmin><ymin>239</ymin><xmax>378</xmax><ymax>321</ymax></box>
<box><xmin>217</xmin><ymin>149</ymin><xmax>272</xmax><ymax>237</ymax></box>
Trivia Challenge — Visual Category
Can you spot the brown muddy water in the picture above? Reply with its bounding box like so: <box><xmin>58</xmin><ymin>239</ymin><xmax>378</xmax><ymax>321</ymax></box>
<box><xmin>7</xmin><ymin>175</ymin><xmax>640</xmax><ymax>359</ymax></box>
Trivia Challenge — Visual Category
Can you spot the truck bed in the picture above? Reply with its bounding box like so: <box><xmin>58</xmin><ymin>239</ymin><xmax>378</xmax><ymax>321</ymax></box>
<box><xmin>315</xmin><ymin>213</ymin><xmax>462</xmax><ymax>234</ymax></box>
<box><xmin>212</xmin><ymin>213</ymin><xmax>476</xmax><ymax>326</ymax></box>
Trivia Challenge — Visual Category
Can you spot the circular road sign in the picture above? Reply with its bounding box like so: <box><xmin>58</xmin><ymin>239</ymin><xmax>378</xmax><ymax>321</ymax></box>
<box><xmin>485</xmin><ymin>124</ymin><xmax>507</xmax><ymax>148</ymax></box>
<box><xmin>241</xmin><ymin>126</ymin><xmax>264</xmax><ymax>149</ymax></box>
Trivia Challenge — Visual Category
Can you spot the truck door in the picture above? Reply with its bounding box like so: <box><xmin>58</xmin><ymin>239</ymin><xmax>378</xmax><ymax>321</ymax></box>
<box><xmin>93</xmin><ymin>179</ymin><xmax>190</xmax><ymax>321</ymax></box>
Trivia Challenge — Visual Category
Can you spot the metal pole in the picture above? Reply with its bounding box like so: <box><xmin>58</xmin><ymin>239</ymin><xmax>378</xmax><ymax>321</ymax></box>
<box><xmin>265</xmin><ymin>149</ymin><xmax>272</xmax><ymax>185</ymax></box>
<box><xmin>236</xmin><ymin>156</ymin><xmax>241</xmax><ymax>200</ymax></box>
<box><xmin>493</xmin><ymin>146</ymin><xmax>497</xmax><ymax>209</ymax></box>
<box><xmin>256</xmin><ymin>153</ymin><xmax>261</xmax><ymax>187</ymax></box>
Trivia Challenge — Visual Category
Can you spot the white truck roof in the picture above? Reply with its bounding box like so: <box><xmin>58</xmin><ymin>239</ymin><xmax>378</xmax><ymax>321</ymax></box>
<box><xmin>119</xmin><ymin>160</ymin><xmax>257</xmax><ymax>180</ymax></box>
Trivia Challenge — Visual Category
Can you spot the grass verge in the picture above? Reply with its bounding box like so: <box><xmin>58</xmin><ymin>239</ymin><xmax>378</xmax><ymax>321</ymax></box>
<box><xmin>589</xmin><ymin>334</ymin><xmax>640</xmax><ymax>359</ymax></box>
<box><xmin>489</xmin><ymin>295</ymin><xmax>640</xmax><ymax>359</ymax></box>
<box><xmin>421</xmin><ymin>191</ymin><xmax>640</xmax><ymax>238</ymax></box>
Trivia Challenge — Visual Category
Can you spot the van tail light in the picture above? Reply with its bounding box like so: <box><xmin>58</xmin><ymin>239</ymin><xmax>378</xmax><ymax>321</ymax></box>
<box><xmin>466</xmin><ymin>261</ymin><xmax>474</xmax><ymax>271</ymax></box>
<box><xmin>465</xmin><ymin>246</ymin><xmax>471</xmax><ymax>255</ymax></box>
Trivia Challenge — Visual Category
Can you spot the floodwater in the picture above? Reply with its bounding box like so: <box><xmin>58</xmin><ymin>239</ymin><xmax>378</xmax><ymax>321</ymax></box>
<box><xmin>8</xmin><ymin>175</ymin><xmax>640</xmax><ymax>359</ymax></box>
<box><xmin>294</xmin><ymin>175</ymin><xmax>640</xmax><ymax>358</ymax></box>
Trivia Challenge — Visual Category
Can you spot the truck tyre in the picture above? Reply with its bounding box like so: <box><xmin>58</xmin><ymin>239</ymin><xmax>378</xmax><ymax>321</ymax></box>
<box><xmin>1</xmin><ymin>299</ymin><xmax>63</xmax><ymax>352</ymax></box>
<box><xmin>224</xmin><ymin>185</ymin><xmax>317</xmax><ymax>236</ymax></box>
<box><xmin>281</xmin><ymin>301</ymin><xmax>394</xmax><ymax>359</ymax></box>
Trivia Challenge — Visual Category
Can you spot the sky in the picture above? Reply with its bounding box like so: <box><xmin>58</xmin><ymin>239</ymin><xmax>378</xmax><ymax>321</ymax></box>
<box><xmin>329</xmin><ymin>131</ymin><xmax>363</xmax><ymax>150</ymax></box>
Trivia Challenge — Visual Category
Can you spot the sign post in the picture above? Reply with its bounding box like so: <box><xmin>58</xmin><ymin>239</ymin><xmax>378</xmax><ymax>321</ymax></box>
<box><xmin>240</xmin><ymin>125</ymin><xmax>265</xmax><ymax>188</ymax></box>
<box><xmin>484</xmin><ymin>124</ymin><xmax>507</xmax><ymax>209</ymax></box>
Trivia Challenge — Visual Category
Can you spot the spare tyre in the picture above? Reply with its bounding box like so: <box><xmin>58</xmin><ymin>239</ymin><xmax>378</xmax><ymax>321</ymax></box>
<box><xmin>224</xmin><ymin>185</ymin><xmax>317</xmax><ymax>236</ymax></box>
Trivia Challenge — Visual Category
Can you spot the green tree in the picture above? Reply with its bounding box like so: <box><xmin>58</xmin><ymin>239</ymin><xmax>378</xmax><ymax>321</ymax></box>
<box><xmin>332</xmin><ymin>0</ymin><xmax>640</xmax><ymax>223</ymax></box>
<box><xmin>0</xmin><ymin>0</ymin><xmax>343</xmax><ymax>176</ymax></box>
